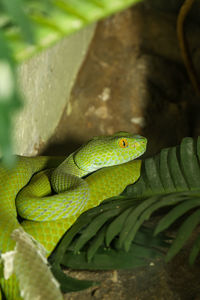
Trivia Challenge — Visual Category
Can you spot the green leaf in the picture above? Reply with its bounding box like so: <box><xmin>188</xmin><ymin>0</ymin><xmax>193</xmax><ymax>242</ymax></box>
<box><xmin>123</xmin><ymin>193</ymin><xmax>189</xmax><ymax>252</ymax></box>
<box><xmin>180</xmin><ymin>137</ymin><xmax>200</xmax><ymax>189</ymax></box>
<box><xmin>1</xmin><ymin>0</ymin><xmax>35</xmax><ymax>43</ymax></box>
<box><xmin>61</xmin><ymin>228</ymin><xmax>167</xmax><ymax>270</ymax></box>
<box><xmin>105</xmin><ymin>207</ymin><xmax>133</xmax><ymax>247</ymax></box>
<box><xmin>166</xmin><ymin>209</ymin><xmax>200</xmax><ymax>262</ymax></box>
<box><xmin>0</xmin><ymin>31</ymin><xmax>22</xmax><ymax>166</ymax></box>
<box><xmin>168</xmin><ymin>146</ymin><xmax>188</xmax><ymax>191</ymax></box>
<box><xmin>87</xmin><ymin>225</ymin><xmax>107</xmax><ymax>262</ymax></box>
<box><xmin>49</xmin><ymin>211</ymin><xmax>96</xmax><ymax>265</ymax></box>
<box><xmin>189</xmin><ymin>234</ymin><xmax>200</xmax><ymax>265</ymax></box>
<box><xmin>1</xmin><ymin>0</ymin><xmax>143</xmax><ymax>61</ymax></box>
<box><xmin>144</xmin><ymin>157</ymin><xmax>165</xmax><ymax>194</ymax></box>
<box><xmin>50</xmin><ymin>263</ymin><xmax>97</xmax><ymax>293</ymax></box>
<box><xmin>154</xmin><ymin>197</ymin><xmax>200</xmax><ymax>235</ymax></box>
<box><xmin>53</xmin><ymin>0</ymin><xmax>91</xmax><ymax>22</ymax></box>
<box><xmin>159</xmin><ymin>148</ymin><xmax>175</xmax><ymax>192</ymax></box>
<box><xmin>124</xmin><ymin>163</ymin><xmax>152</xmax><ymax>197</ymax></box>
<box><xmin>73</xmin><ymin>207</ymin><xmax>128</xmax><ymax>253</ymax></box>
<box><xmin>118</xmin><ymin>196</ymin><xmax>160</xmax><ymax>248</ymax></box>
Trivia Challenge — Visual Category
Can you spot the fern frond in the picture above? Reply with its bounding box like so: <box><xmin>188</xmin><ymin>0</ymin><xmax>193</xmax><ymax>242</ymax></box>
<box><xmin>154</xmin><ymin>196</ymin><xmax>200</xmax><ymax>235</ymax></box>
<box><xmin>166</xmin><ymin>209</ymin><xmax>200</xmax><ymax>262</ymax></box>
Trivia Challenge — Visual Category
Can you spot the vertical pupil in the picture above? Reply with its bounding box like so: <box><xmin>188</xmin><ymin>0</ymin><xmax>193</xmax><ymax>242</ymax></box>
<box><xmin>123</xmin><ymin>140</ymin><xmax>126</xmax><ymax>147</ymax></box>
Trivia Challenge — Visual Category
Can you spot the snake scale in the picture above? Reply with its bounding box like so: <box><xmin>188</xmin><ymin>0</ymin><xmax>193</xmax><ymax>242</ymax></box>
<box><xmin>0</xmin><ymin>132</ymin><xmax>147</xmax><ymax>299</ymax></box>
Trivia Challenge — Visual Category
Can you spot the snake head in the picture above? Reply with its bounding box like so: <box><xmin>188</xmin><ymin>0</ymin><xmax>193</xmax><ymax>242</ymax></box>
<box><xmin>74</xmin><ymin>132</ymin><xmax>147</xmax><ymax>173</ymax></box>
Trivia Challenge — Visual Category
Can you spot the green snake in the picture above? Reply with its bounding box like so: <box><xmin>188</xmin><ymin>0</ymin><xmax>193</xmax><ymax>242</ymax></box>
<box><xmin>0</xmin><ymin>132</ymin><xmax>147</xmax><ymax>299</ymax></box>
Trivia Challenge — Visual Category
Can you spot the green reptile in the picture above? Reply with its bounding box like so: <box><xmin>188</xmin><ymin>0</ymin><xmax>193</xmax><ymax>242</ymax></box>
<box><xmin>0</xmin><ymin>132</ymin><xmax>147</xmax><ymax>299</ymax></box>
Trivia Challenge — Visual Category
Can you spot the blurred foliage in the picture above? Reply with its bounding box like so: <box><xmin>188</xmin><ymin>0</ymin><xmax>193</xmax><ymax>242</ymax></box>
<box><xmin>49</xmin><ymin>136</ymin><xmax>200</xmax><ymax>292</ymax></box>
<box><xmin>0</xmin><ymin>0</ymin><xmax>142</xmax><ymax>165</ymax></box>
<box><xmin>0</xmin><ymin>32</ymin><xmax>21</xmax><ymax>166</ymax></box>
<box><xmin>49</xmin><ymin>225</ymin><xmax>170</xmax><ymax>293</ymax></box>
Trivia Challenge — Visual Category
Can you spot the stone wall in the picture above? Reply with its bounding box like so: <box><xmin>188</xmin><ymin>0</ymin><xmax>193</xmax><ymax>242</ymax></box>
<box><xmin>14</xmin><ymin>23</ymin><xmax>96</xmax><ymax>156</ymax></box>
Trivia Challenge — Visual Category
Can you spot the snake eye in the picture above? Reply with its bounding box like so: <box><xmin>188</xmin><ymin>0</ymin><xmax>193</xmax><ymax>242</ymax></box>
<box><xmin>119</xmin><ymin>138</ymin><xmax>128</xmax><ymax>148</ymax></box>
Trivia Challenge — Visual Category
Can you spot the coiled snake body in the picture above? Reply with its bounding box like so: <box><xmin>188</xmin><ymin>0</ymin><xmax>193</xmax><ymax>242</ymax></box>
<box><xmin>0</xmin><ymin>132</ymin><xmax>147</xmax><ymax>299</ymax></box>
